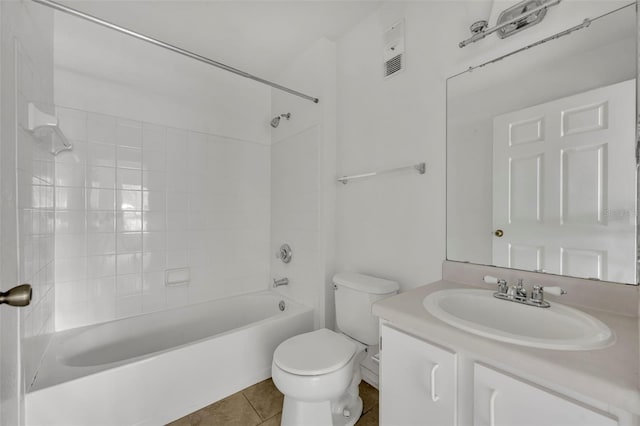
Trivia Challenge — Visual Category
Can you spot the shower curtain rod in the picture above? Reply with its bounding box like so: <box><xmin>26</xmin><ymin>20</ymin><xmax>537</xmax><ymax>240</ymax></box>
<box><xmin>32</xmin><ymin>0</ymin><xmax>320</xmax><ymax>104</ymax></box>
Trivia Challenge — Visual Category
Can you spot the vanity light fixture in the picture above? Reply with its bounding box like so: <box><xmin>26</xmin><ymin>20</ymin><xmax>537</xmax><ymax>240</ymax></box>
<box><xmin>459</xmin><ymin>0</ymin><xmax>561</xmax><ymax>48</ymax></box>
<box><xmin>465</xmin><ymin>1</ymin><xmax>492</xmax><ymax>36</ymax></box>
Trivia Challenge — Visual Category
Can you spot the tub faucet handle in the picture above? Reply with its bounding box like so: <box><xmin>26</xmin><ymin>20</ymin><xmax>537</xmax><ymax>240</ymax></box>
<box><xmin>276</xmin><ymin>244</ymin><xmax>292</xmax><ymax>263</ymax></box>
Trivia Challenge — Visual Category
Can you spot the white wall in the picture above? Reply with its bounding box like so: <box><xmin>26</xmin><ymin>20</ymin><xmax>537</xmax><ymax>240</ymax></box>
<box><xmin>53</xmin><ymin>11</ymin><xmax>272</xmax><ymax>330</ymax></box>
<box><xmin>1</xmin><ymin>0</ymin><xmax>55</xmax><ymax>422</ymax></box>
<box><xmin>270</xmin><ymin>38</ymin><xmax>337</xmax><ymax>329</ymax></box>
<box><xmin>335</xmin><ymin>2</ymin><xmax>467</xmax><ymax>291</ymax></box>
<box><xmin>54</xmin><ymin>12</ymin><xmax>270</xmax><ymax>143</ymax></box>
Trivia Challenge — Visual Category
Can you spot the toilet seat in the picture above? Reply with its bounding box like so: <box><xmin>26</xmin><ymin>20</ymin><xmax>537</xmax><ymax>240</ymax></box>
<box><xmin>273</xmin><ymin>329</ymin><xmax>356</xmax><ymax>376</ymax></box>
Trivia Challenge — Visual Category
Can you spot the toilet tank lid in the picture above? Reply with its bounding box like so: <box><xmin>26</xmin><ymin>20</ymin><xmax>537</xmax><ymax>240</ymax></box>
<box><xmin>333</xmin><ymin>272</ymin><xmax>399</xmax><ymax>294</ymax></box>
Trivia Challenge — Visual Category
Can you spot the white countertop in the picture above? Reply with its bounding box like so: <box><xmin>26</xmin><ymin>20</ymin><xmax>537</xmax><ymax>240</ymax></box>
<box><xmin>372</xmin><ymin>279</ymin><xmax>640</xmax><ymax>415</ymax></box>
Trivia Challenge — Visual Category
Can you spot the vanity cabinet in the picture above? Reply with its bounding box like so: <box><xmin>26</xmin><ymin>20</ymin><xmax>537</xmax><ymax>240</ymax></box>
<box><xmin>380</xmin><ymin>323</ymin><xmax>622</xmax><ymax>426</ymax></box>
<box><xmin>380</xmin><ymin>324</ymin><xmax>457</xmax><ymax>426</ymax></box>
<box><xmin>474</xmin><ymin>363</ymin><xmax>617</xmax><ymax>426</ymax></box>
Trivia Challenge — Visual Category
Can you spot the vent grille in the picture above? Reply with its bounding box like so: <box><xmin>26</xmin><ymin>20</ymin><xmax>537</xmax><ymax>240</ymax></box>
<box><xmin>385</xmin><ymin>54</ymin><xmax>403</xmax><ymax>77</ymax></box>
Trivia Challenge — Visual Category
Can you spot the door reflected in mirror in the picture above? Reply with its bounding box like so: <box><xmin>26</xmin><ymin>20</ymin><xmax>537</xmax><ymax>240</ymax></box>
<box><xmin>447</xmin><ymin>4</ymin><xmax>638</xmax><ymax>284</ymax></box>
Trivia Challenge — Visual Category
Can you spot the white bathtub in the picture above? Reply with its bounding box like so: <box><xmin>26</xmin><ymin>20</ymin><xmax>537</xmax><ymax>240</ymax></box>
<box><xmin>26</xmin><ymin>291</ymin><xmax>313</xmax><ymax>426</ymax></box>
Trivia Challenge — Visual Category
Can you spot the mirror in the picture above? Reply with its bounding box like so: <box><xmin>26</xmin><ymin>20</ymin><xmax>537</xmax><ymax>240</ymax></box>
<box><xmin>447</xmin><ymin>4</ymin><xmax>638</xmax><ymax>284</ymax></box>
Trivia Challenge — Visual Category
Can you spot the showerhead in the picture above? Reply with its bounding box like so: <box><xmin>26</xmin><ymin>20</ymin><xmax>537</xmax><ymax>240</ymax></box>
<box><xmin>270</xmin><ymin>113</ymin><xmax>291</xmax><ymax>128</ymax></box>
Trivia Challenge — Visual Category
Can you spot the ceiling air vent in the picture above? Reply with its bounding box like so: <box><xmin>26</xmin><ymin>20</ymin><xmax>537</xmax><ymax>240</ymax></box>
<box><xmin>384</xmin><ymin>19</ymin><xmax>405</xmax><ymax>79</ymax></box>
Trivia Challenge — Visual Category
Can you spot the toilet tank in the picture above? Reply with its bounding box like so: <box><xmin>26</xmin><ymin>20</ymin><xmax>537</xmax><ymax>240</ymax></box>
<box><xmin>333</xmin><ymin>272</ymin><xmax>399</xmax><ymax>345</ymax></box>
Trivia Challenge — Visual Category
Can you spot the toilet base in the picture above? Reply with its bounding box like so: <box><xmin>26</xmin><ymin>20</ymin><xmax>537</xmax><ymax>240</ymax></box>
<box><xmin>281</xmin><ymin>396</ymin><xmax>363</xmax><ymax>426</ymax></box>
<box><xmin>280</xmin><ymin>355</ymin><xmax>365</xmax><ymax>426</ymax></box>
<box><xmin>333</xmin><ymin>396</ymin><xmax>363</xmax><ymax>426</ymax></box>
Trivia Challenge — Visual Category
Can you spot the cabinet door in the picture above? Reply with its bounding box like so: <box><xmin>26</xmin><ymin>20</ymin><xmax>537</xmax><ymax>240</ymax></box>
<box><xmin>380</xmin><ymin>324</ymin><xmax>457</xmax><ymax>426</ymax></box>
<box><xmin>473</xmin><ymin>363</ymin><xmax>618</xmax><ymax>426</ymax></box>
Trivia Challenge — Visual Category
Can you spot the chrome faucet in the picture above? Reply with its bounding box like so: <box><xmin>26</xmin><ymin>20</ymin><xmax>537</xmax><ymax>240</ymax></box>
<box><xmin>484</xmin><ymin>275</ymin><xmax>508</xmax><ymax>294</ymax></box>
<box><xmin>530</xmin><ymin>285</ymin><xmax>545</xmax><ymax>304</ymax></box>
<box><xmin>506</xmin><ymin>279</ymin><xmax>527</xmax><ymax>300</ymax></box>
<box><xmin>273</xmin><ymin>277</ymin><xmax>289</xmax><ymax>288</ymax></box>
<box><xmin>529</xmin><ymin>285</ymin><xmax>567</xmax><ymax>307</ymax></box>
<box><xmin>483</xmin><ymin>276</ymin><xmax>566</xmax><ymax>308</ymax></box>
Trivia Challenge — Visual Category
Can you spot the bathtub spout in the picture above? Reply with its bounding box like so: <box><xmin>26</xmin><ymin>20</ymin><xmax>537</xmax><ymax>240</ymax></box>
<box><xmin>273</xmin><ymin>278</ymin><xmax>289</xmax><ymax>288</ymax></box>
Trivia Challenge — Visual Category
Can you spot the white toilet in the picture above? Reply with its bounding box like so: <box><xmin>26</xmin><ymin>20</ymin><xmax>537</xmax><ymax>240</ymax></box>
<box><xmin>272</xmin><ymin>272</ymin><xmax>399</xmax><ymax>426</ymax></box>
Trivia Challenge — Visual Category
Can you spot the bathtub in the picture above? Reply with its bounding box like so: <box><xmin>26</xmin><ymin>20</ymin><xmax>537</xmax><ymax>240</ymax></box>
<box><xmin>26</xmin><ymin>291</ymin><xmax>313</xmax><ymax>426</ymax></box>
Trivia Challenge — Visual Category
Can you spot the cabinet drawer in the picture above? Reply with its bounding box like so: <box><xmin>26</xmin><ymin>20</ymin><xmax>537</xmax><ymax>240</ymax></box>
<box><xmin>473</xmin><ymin>363</ymin><xmax>617</xmax><ymax>426</ymax></box>
<box><xmin>380</xmin><ymin>325</ymin><xmax>457</xmax><ymax>426</ymax></box>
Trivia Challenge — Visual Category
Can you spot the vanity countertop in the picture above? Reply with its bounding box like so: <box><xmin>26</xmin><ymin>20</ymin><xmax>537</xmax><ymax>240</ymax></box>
<box><xmin>372</xmin><ymin>279</ymin><xmax>640</xmax><ymax>416</ymax></box>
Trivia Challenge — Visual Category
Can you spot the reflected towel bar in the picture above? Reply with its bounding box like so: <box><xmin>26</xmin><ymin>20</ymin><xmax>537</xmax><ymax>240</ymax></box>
<box><xmin>337</xmin><ymin>162</ymin><xmax>426</xmax><ymax>185</ymax></box>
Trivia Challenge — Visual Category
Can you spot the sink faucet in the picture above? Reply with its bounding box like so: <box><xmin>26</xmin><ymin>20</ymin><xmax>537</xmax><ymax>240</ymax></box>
<box><xmin>507</xmin><ymin>279</ymin><xmax>527</xmax><ymax>300</ymax></box>
<box><xmin>483</xmin><ymin>275</ymin><xmax>566</xmax><ymax>308</ymax></box>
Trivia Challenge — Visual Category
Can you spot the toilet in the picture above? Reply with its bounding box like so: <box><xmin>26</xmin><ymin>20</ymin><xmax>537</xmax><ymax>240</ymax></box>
<box><xmin>272</xmin><ymin>272</ymin><xmax>399</xmax><ymax>426</ymax></box>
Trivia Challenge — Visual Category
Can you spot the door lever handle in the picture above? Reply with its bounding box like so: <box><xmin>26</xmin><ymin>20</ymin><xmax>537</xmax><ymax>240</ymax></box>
<box><xmin>0</xmin><ymin>284</ymin><xmax>32</xmax><ymax>307</ymax></box>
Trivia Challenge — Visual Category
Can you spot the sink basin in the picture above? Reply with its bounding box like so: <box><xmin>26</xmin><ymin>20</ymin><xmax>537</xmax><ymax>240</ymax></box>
<box><xmin>423</xmin><ymin>289</ymin><xmax>614</xmax><ymax>350</ymax></box>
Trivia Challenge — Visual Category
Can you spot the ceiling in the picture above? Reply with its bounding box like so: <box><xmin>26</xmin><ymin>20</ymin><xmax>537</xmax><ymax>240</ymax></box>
<box><xmin>57</xmin><ymin>0</ymin><xmax>382</xmax><ymax>79</ymax></box>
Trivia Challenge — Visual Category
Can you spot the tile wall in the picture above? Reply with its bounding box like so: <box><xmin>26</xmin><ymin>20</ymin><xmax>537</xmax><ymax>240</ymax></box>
<box><xmin>17</xmin><ymin>99</ymin><xmax>55</xmax><ymax>388</ymax></box>
<box><xmin>269</xmin><ymin>38</ymin><xmax>337</xmax><ymax>330</ymax></box>
<box><xmin>54</xmin><ymin>106</ymin><xmax>270</xmax><ymax>330</ymax></box>
<box><xmin>12</xmin><ymin>7</ymin><xmax>56</xmax><ymax>391</ymax></box>
<box><xmin>270</xmin><ymin>126</ymin><xmax>321</xmax><ymax>325</ymax></box>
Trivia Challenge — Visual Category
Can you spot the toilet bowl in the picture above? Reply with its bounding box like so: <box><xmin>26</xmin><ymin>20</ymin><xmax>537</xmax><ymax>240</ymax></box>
<box><xmin>272</xmin><ymin>328</ymin><xmax>365</xmax><ymax>426</ymax></box>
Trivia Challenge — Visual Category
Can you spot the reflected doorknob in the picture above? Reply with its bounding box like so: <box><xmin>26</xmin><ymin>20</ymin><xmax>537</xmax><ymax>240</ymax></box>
<box><xmin>0</xmin><ymin>284</ymin><xmax>32</xmax><ymax>307</ymax></box>
<box><xmin>494</xmin><ymin>229</ymin><xmax>504</xmax><ymax>237</ymax></box>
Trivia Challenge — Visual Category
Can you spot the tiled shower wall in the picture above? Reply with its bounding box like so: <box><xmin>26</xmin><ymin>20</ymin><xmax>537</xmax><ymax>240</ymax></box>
<box><xmin>17</xmin><ymin>96</ymin><xmax>55</xmax><ymax>387</ymax></box>
<box><xmin>269</xmin><ymin>38</ymin><xmax>337</xmax><ymax>330</ymax></box>
<box><xmin>270</xmin><ymin>126</ymin><xmax>321</xmax><ymax>325</ymax></box>
<box><xmin>54</xmin><ymin>106</ymin><xmax>270</xmax><ymax>330</ymax></box>
<box><xmin>11</xmin><ymin>2</ymin><xmax>55</xmax><ymax>392</ymax></box>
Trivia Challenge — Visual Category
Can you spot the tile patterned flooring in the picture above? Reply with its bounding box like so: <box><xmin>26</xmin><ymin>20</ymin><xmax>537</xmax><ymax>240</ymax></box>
<box><xmin>169</xmin><ymin>379</ymin><xmax>379</xmax><ymax>426</ymax></box>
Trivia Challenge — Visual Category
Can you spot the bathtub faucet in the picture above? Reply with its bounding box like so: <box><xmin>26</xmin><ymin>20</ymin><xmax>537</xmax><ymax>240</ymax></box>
<box><xmin>273</xmin><ymin>277</ymin><xmax>289</xmax><ymax>288</ymax></box>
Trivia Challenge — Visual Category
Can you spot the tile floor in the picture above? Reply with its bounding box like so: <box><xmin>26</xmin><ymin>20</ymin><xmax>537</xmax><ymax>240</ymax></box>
<box><xmin>169</xmin><ymin>379</ymin><xmax>379</xmax><ymax>426</ymax></box>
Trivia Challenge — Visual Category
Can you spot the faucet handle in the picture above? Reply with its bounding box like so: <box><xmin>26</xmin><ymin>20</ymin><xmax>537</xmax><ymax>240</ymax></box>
<box><xmin>275</xmin><ymin>244</ymin><xmax>292</xmax><ymax>264</ymax></box>
<box><xmin>484</xmin><ymin>275</ymin><xmax>508</xmax><ymax>294</ymax></box>
<box><xmin>530</xmin><ymin>285</ymin><xmax>566</xmax><ymax>307</ymax></box>
<box><xmin>541</xmin><ymin>286</ymin><xmax>567</xmax><ymax>296</ymax></box>
<box><xmin>483</xmin><ymin>275</ymin><xmax>499</xmax><ymax>284</ymax></box>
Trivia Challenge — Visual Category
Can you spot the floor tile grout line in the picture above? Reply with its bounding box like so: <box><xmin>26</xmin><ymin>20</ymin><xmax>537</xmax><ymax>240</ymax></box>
<box><xmin>260</xmin><ymin>412</ymin><xmax>282</xmax><ymax>425</ymax></box>
<box><xmin>241</xmin><ymin>389</ymin><xmax>266</xmax><ymax>422</ymax></box>
<box><xmin>171</xmin><ymin>380</ymin><xmax>378</xmax><ymax>425</ymax></box>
